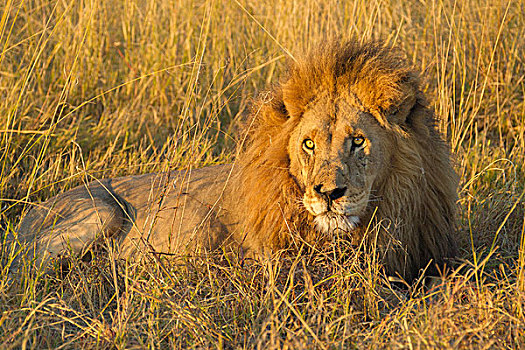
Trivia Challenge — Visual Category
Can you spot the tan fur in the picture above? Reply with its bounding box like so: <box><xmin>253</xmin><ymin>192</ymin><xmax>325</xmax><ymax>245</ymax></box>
<box><xmin>15</xmin><ymin>40</ymin><xmax>458</xmax><ymax>281</ymax></box>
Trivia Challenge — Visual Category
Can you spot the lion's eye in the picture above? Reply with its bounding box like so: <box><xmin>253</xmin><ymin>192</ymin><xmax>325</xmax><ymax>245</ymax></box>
<box><xmin>352</xmin><ymin>136</ymin><xmax>365</xmax><ymax>147</ymax></box>
<box><xmin>303</xmin><ymin>139</ymin><xmax>315</xmax><ymax>152</ymax></box>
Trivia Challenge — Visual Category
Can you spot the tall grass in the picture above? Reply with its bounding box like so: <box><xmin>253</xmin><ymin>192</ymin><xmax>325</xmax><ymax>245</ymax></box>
<box><xmin>1</xmin><ymin>0</ymin><xmax>524</xmax><ymax>348</ymax></box>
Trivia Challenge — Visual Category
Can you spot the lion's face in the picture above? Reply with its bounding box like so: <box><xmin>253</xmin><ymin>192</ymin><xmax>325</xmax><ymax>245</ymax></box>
<box><xmin>288</xmin><ymin>92</ymin><xmax>388</xmax><ymax>236</ymax></box>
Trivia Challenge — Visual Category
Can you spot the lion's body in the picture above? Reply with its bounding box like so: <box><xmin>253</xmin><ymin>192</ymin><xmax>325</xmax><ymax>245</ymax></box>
<box><xmin>16</xmin><ymin>40</ymin><xmax>458</xmax><ymax>281</ymax></box>
<box><xmin>17</xmin><ymin>165</ymin><xmax>239</xmax><ymax>265</ymax></box>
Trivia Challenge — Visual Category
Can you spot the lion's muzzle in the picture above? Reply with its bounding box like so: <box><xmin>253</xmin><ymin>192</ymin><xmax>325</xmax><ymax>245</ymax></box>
<box><xmin>305</xmin><ymin>183</ymin><xmax>363</xmax><ymax>216</ymax></box>
<box><xmin>303</xmin><ymin>183</ymin><xmax>365</xmax><ymax>234</ymax></box>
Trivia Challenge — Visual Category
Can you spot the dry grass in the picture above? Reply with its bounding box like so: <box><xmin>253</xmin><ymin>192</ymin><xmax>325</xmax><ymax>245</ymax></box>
<box><xmin>0</xmin><ymin>0</ymin><xmax>524</xmax><ymax>348</ymax></box>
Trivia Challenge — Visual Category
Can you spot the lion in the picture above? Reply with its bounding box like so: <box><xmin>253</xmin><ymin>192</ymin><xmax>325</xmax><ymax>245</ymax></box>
<box><xmin>14</xmin><ymin>39</ymin><xmax>458</xmax><ymax>282</ymax></box>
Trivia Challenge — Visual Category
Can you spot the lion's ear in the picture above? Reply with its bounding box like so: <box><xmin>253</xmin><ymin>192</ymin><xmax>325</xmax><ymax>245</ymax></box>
<box><xmin>366</xmin><ymin>71</ymin><xmax>431</xmax><ymax>137</ymax></box>
<box><xmin>386</xmin><ymin>93</ymin><xmax>431</xmax><ymax>137</ymax></box>
<box><xmin>385</xmin><ymin>88</ymin><xmax>417</xmax><ymax>125</ymax></box>
<box><xmin>353</xmin><ymin>69</ymin><xmax>422</xmax><ymax>127</ymax></box>
<box><xmin>252</xmin><ymin>89</ymin><xmax>291</xmax><ymax>127</ymax></box>
<box><xmin>281</xmin><ymin>72</ymin><xmax>318</xmax><ymax>119</ymax></box>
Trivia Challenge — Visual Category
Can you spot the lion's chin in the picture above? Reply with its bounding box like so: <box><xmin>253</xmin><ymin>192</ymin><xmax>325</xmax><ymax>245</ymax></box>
<box><xmin>313</xmin><ymin>213</ymin><xmax>359</xmax><ymax>235</ymax></box>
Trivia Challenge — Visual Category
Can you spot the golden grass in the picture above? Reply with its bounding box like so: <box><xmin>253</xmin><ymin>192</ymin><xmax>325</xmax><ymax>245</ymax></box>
<box><xmin>1</xmin><ymin>0</ymin><xmax>524</xmax><ymax>348</ymax></box>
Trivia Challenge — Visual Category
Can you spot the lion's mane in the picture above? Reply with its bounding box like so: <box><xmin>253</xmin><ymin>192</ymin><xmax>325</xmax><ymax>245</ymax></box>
<box><xmin>233</xmin><ymin>40</ymin><xmax>458</xmax><ymax>281</ymax></box>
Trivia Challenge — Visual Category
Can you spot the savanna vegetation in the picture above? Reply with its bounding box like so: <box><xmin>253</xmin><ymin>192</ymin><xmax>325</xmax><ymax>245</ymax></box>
<box><xmin>0</xmin><ymin>0</ymin><xmax>524</xmax><ymax>348</ymax></box>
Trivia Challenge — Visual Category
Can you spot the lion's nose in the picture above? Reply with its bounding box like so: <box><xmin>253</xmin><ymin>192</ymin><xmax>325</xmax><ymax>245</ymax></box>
<box><xmin>314</xmin><ymin>185</ymin><xmax>347</xmax><ymax>201</ymax></box>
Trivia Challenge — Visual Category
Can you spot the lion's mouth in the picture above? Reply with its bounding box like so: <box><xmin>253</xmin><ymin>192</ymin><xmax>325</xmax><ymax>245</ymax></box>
<box><xmin>313</xmin><ymin>212</ymin><xmax>359</xmax><ymax>234</ymax></box>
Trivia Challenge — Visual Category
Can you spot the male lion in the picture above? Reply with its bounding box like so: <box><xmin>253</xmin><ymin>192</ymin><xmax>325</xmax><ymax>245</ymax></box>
<box><xmin>15</xmin><ymin>40</ymin><xmax>458</xmax><ymax>282</ymax></box>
